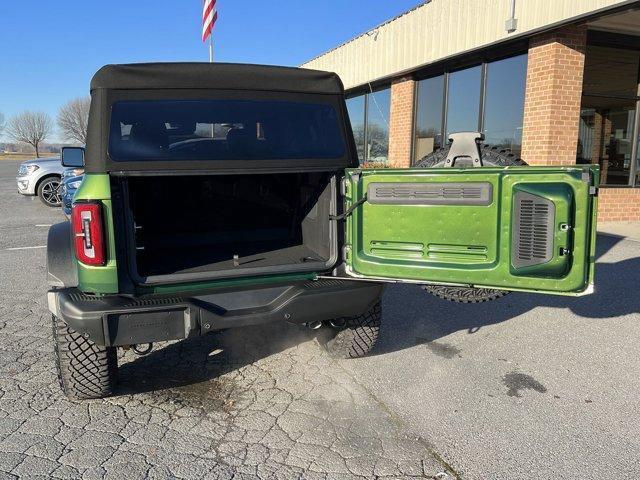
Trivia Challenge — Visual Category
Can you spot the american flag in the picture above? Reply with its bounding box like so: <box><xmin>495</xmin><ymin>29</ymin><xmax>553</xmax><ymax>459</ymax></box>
<box><xmin>202</xmin><ymin>0</ymin><xmax>218</xmax><ymax>42</ymax></box>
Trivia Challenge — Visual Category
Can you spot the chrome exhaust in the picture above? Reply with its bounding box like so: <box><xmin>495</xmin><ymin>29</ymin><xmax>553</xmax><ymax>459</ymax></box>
<box><xmin>132</xmin><ymin>343</ymin><xmax>153</xmax><ymax>356</ymax></box>
<box><xmin>329</xmin><ymin>319</ymin><xmax>346</xmax><ymax>328</ymax></box>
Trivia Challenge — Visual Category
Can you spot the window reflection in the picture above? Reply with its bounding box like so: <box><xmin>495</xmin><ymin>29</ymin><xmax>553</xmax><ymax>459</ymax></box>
<box><xmin>345</xmin><ymin>89</ymin><xmax>391</xmax><ymax>166</ymax></box>
<box><xmin>414</xmin><ymin>75</ymin><xmax>444</xmax><ymax>163</ymax></box>
<box><xmin>446</xmin><ymin>65</ymin><xmax>482</xmax><ymax>137</ymax></box>
<box><xmin>412</xmin><ymin>54</ymin><xmax>529</xmax><ymax>164</ymax></box>
<box><xmin>366</xmin><ymin>88</ymin><xmax>391</xmax><ymax>165</ymax></box>
<box><xmin>346</xmin><ymin>96</ymin><xmax>366</xmax><ymax>163</ymax></box>
<box><xmin>483</xmin><ymin>54</ymin><xmax>527</xmax><ymax>156</ymax></box>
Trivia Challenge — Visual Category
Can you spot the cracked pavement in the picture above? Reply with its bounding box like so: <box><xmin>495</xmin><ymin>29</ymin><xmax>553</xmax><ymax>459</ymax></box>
<box><xmin>0</xmin><ymin>291</ymin><xmax>448</xmax><ymax>479</ymax></box>
<box><xmin>2</xmin><ymin>160</ymin><xmax>640</xmax><ymax>479</ymax></box>
<box><xmin>0</xmin><ymin>160</ymin><xmax>452</xmax><ymax>479</ymax></box>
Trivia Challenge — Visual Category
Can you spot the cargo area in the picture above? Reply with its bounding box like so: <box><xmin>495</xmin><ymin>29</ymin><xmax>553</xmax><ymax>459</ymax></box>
<box><xmin>120</xmin><ymin>172</ymin><xmax>337</xmax><ymax>283</ymax></box>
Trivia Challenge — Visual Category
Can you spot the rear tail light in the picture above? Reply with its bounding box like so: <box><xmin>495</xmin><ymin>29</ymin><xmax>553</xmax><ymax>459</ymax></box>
<box><xmin>71</xmin><ymin>202</ymin><xmax>106</xmax><ymax>266</ymax></box>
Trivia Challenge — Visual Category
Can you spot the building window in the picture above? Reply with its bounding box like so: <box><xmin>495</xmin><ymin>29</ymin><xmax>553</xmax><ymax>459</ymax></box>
<box><xmin>579</xmin><ymin>45</ymin><xmax>640</xmax><ymax>186</ymax></box>
<box><xmin>346</xmin><ymin>88</ymin><xmax>391</xmax><ymax>165</ymax></box>
<box><xmin>412</xmin><ymin>53</ymin><xmax>528</xmax><ymax>164</ymax></box>
<box><xmin>366</xmin><ymin>89</ymin><xmax>391</xmax><ymax>165</ymax></box>
<box><xmin>446</xmin><ymin>65</ymin><xmax>482</xmax><ymax>137</ymax></box>
<box><xmin>414</xmin><ymin>75</ymin><xmax>444</xmax><ymax>160</ymax></box>
<box><xmin>346</xmin><ymin>96</ymin><xmax>366</xmax><ymax>163</ymax></box>
<box><xmin>483</xmin><ymin>54</ymin><xmax>528</xmax><ymax>156</ymax></box>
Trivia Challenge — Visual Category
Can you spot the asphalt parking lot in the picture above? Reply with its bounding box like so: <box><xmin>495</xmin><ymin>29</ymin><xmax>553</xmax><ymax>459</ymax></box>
<box><xmin>1</xmin><ymin>159</ymin><xmax>639</xmax><ymax>479</ymax></box>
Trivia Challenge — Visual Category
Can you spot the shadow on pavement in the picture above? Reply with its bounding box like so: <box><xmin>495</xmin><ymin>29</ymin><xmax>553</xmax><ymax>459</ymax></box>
<box><xmin>117</xmin><ymin>320</ymin><xmax>315</xmax><ymax>396</ymax></box>
<box><xmin>118</xmin><ymin>234</ymin><xmax>637</xmax><ymax>394</ymax></box>
<box><xmin>373</xmin><ymin>233</ymin><xmax>639</xmax><ymax>355</ymax></box>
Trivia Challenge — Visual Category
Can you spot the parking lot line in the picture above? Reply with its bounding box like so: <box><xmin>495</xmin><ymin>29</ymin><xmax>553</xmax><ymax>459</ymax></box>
<box><xmin>5</xmin><ymin>245</ymin><xmax>46</xmax><ymax>251</ymax></box>
<box><xmin>35</xmin><ymin>224</ymin><xmax>52</xmax><ymax>227</ymax></box>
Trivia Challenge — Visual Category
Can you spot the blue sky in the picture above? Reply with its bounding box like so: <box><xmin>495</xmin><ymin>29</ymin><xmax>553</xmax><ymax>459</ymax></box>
<box><xmin>0</xmin><ymin>0</ymin><xmax>423</xmax><ymax>142</ymax></box>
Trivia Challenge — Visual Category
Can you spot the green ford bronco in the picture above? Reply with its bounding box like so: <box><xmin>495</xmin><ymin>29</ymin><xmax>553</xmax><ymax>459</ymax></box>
<box><xmin>47</xmin><ymin>63</ymin><xmax>599</xmax><ymax>400</ymax></box>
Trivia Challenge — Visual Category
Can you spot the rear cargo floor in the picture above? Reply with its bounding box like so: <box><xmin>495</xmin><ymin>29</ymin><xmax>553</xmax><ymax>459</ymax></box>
<box><xmin>120</xmin><ymin>172</ymin><xmax>337</xmax><ymax>282</ymax></box>
<box><xmin>139</xmin><ymin>244</ymin><xmax>325</xmax><ymax>276</ymax></box>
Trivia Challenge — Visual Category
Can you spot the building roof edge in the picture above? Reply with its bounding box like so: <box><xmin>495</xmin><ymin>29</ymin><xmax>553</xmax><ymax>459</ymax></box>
<box><xmin>300</xmin><ymin>1</ymin><xmax>431</xmax><ymax>67</ymax></box>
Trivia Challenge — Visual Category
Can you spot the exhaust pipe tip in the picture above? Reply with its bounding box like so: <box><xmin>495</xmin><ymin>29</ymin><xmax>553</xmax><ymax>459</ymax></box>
<box><xmin>329</xmin><ymin>318</ymin><xmax>346</xmax><ymax>329</ymax></box>
<box><xmin>306</xmin><ymin>321</ymin><xmax>323</xmax><ymax>330</ymax></box>
<box><xmin>132</xmin><ymin>343</ymin><xmax>153</xmax><ymax>356</ymax></box>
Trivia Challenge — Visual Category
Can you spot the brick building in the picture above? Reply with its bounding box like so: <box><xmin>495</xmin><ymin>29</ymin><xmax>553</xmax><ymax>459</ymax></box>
<box><xmin>302</xmin><ymin>0</ymin><xmax>640</xmax><ymax>222</ymax></box>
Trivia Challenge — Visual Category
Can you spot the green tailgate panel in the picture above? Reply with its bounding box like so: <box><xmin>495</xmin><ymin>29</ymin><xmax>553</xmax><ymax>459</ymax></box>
<box><xmin>344</xmin><ymin>166</ymin><xmax>598</xmax><ymax>295</ymax></box>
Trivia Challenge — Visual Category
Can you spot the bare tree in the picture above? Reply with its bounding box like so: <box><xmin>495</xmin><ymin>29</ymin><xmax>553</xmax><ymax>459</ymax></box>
<box><xmin>7</xmin><ymin>111</ymin><xmax>53</xmax><ymax>158</ymax></box>
<box><xmin>57</xmin><ymin>96</ymin><xmax>90</xmax><ymax>144</ymax></box>
<box><xmin>0</xmin><ymin>112</ymin><xmax>5</xmax><ymax>137</ymax></box>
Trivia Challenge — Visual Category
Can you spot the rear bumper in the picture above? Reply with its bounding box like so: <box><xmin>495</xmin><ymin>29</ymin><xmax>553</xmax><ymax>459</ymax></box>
<box><xmin>48</xmin><ymin>279</ymin><xmax>383</xmax><ymax>347</ymax></box>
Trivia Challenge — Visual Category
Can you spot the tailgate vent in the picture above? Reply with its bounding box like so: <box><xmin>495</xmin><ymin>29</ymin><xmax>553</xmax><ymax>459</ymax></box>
<box><xmin>512</xmin><ymin>191</ymin><xmax>555</xmax><ymax>268</ymax></box>
<box><xmin>367</xmin><ymin>182</ymin><xmax>492</xmax><ymax>205</ymax></box>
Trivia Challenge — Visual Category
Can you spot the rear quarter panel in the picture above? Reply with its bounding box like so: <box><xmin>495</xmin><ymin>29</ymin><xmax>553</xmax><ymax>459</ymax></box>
<box><xmin>73</xmin><ymin>174</ymin><xmax>118</xmax><ymax>294</ymax></box>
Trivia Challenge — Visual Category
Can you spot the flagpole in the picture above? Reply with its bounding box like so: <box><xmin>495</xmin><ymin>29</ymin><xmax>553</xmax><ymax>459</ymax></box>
<box><xmin>209</xmin><ymin>32</ymin><xmax>213</xmax><ymax>63</ymax></box>
<box><xmin>208</xmin><ymin>25</ymin><xmax>214</xmax><ymax>138</ymax></box>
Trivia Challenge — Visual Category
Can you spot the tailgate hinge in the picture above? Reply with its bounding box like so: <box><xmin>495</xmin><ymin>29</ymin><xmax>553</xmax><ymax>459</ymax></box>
<box><xmin>582</xmin><ymin>168</ymin><xmax>598</xmax><ymax>196</ymax></box>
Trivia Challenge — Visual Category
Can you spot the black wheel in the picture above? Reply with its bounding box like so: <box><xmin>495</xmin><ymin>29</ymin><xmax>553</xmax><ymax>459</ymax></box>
<box><xmin>52</xmin><ymin>315</ymin><xmax>118</xmax><ymax>400</ymax></box>
<box><xmin>417</xmin><ymin>143</ymin><xmax>525</xmax><ymax>303</ymax></box>
<box><xmin>323</xmin><ymin>301</ymin><xmax>381</xmax><ymax>359</ymax></box>
<box><xmin>37</xmin><ymin>176</ymin><xmax>61</xmax><ymax>207</ymax></box>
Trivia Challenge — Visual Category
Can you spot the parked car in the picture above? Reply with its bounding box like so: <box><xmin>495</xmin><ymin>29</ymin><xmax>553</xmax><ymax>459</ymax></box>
<box><xmin>46</xmin><ymin>63</ymin><xmax>599</xmax><ymax>400</ymax></box>
<box><xmin>16</xmin><ymin>157</ymin><xmax>65</xmax><ymax>207</ymax></box>
<box><xmin>60</xmin><ymin>169</ymin><xmax>85</xmax><ymax>217</ymax></box>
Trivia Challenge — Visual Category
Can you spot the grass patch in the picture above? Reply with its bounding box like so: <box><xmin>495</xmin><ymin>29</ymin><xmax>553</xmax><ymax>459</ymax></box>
<box><xmin>0</xmin><ymin>153</ymin><xmax>57</xmax><ymax>161</ymax></box>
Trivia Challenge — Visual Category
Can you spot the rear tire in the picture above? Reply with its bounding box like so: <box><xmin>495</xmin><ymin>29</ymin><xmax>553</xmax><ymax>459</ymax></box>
<box><xmin>417</xmin><ymin>143</ymin><xmax>524</xmax><ymax>303</ymax></box>
<box><xmin>323</xmin><ymin>301</ymin><xmax>381</xmax><ymax>359</ymax></box>
<box><xmin>37</xmin><ymin>176</ymin><xmax>61</xmax><ymax>207</ymax></box>
<box><xmin>422</xmin><ymin>285</ymin><xmax>509</xmax><ymax>303</ymax></box>
<box><xmin>415</xmin><ymin>144</ymin><xmax>526</xmax><ymax>168</ymax></box>
<box><xmin>52</xmin><ymin>315</ymin><xmax>118</xmax><ymax>400</ymax></box>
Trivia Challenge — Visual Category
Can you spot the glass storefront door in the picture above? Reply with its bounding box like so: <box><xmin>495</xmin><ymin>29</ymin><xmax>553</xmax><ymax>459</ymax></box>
<box><xmin>580</xmin><ymin>44</ymin><xmax>640</xmax><ymax>186</ymax></box>
<box><xmin>579</xmin><ymin>100</ymin><xmax>636</xmax><ymax>185</ymax></box>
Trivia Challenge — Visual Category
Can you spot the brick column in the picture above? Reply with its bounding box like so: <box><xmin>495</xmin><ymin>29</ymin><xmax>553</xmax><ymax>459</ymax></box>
<box><xmin>598</xmin><ymin>189</ymin><xmax>640</xmax><ymax>222</ymax></box>
<box><xmin>388</xmin><ymin>77</ymin><xmax>415</xmax><ymax>167</ymax></box>
<box><xmin>521</xmin><ymin>25</ymin><xmax>587</xmax><ymax>165</ymax></box>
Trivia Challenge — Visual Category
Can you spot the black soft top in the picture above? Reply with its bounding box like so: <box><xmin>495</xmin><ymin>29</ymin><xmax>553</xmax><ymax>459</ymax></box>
<box><xmin>90</xmin><ymin>62</ymin><xmax>344</xmax><ymax>94</ymax></box>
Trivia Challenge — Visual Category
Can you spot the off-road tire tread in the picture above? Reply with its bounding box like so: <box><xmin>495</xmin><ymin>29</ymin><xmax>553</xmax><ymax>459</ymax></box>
<box><xmin>416</xmin><ymin>143</ymin><xmax>525</xmax><ymax>303</ymax></box>
<box><xmin>421</xmin><ymin>285</ymin><xmax>510</xmax><ymax>303</ymax></box>
<box><xmin>325</xmin><ymin>302</ymin><xmax>381</xmax><ymax>359</ymax></box>
<box><xmin>52</xmin><ymin>315</ymin><xmax>117</xmax><ymax>400</ymax></box>
<box><xmin>415</xmin><ymin>144</ymin><xmax>526</xmax><ymax>168</ymax></box>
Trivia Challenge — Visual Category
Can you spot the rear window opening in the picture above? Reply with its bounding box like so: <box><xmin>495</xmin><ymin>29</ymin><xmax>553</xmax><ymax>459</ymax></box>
<box><xmin>118</xmin><ymin>172</ymin><xmax>338</xmax><ymax>284</ymax></box>
<box><xmin>108</xmin><ymin>99</ymin><xmax>346</xmax><ymax>162</ymax></box>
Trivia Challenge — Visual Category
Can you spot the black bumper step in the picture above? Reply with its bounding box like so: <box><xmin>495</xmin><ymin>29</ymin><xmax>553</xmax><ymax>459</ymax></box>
<box><xmin>48</xmin><ymin>280</ymin><xmax>383</xmax><ymax>347</ymax></box>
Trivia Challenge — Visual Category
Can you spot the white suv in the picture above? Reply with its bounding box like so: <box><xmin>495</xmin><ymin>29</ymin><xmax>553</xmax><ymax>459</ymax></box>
<box><xmin>16</xmin><ymin>157</ymin><xmax>65</xmax><ymax>207</ymax></box>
